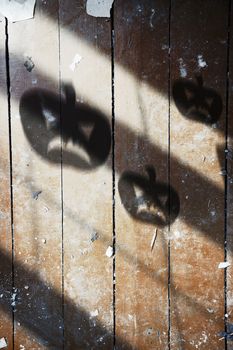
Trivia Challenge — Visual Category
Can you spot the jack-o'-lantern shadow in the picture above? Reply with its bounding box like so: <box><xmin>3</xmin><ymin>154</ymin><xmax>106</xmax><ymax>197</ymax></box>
<box><xmin>172</xmin><ymin>75</ymin><xmax>222</xmax><ymax>125</ymax></box>
<box><xmin>118</xmin><ymin>165</ymin><xmax>180</xmax><ymax>227</ymax></box>
<box><xmin>20</xmin><ymin>84</ymin><xmax>111</xmax><ymax>169</ymax></box>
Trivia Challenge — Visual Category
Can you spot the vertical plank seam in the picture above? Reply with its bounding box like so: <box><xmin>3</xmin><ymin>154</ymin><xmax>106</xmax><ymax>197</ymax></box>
<box><xmin>57</xmin><ymin>1</ymin><xmax>65</xmax><ymax>348</ymax></box>
<box><xmin>225</xmin><ymin>1</ymin><xmax>232</xmax><ymax>349</ymax></box>
<box><xmin>168</xmin><ymin>1</ymin><xmax>172</xmax><ymax>349</ymax></box>
<box><xmin>111</xmin><ymin>4</ymin><xmax>116</xmax><ymax>349</ymax></box>
<box><xmin>4</xmin><ymin>17</ymin><xmax>15</xmax><ymax>350</ymax></box>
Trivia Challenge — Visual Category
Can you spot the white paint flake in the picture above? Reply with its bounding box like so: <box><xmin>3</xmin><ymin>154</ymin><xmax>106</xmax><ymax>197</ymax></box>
<box><xmin>90</xmin><ymin>309</ymin><xmax>99</xmax><ymax>317</ymax></box>
<box><xmin>69</xmin><ymin>54</ymin><xmax>83</xmax><ymax>71</ymax></box>
<box><xmin>105</xmin><ymin>246</ymin><xmax>113</xmax><ymax>257</ymax></box>
<box><xmin>150</xmin><ymin>9</ymin><xmax>155</xmax><ymax>28</ymax></box>
<box><xmin>86</xmin><ymin>0</ymin><xmax>114</xmax><ymax>18</ymax></box>
<box><xmin>0</xmin><ymin>0</ymin><xmax>36</xmax><ymax>22</ymax></box>
<box><xmin>178</xmin><ymin>58</ymin><xmax>187</xmax><ymax>77</ymax></box>
<box><xmin>11</xmin><ymin>289</ymin><xmax>18</xmax><ymax>307</ymax></box>
<box><xmin>197</xmin><ymin>54</ymin><xmax>207</xmax><ymax>68</ymax></box>
<box><xmin>0</xmin><ymin>338</ymin><xmax>7</xmax><ymax>348</ymax></box>
<box><xmin>218</xmin><ymin>261</ymin><xmax>231</xmax><ymax>269</ymax></box>
<box><xmin>207</xmin><ymin>308</ymin><xmax>214</xmax><ymax>313</ymax></box>
<box><xmin>162</xmin><ymin>44</ymin><xmax>169</xmax><ymax>50</ymax></box>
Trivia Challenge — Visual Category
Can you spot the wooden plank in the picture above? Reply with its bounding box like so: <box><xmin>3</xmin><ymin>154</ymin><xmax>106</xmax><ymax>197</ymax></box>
<box><xmin>114</xmin><ymin>1</ymin><xmax>171</xmax><ymax>349</ymax></box>
<box><xmin>59</xmin><ymin>1</ymin><xmax>113</xmax><ymax>348</ymax></box>
<box><xmin>170</xmin><ymin>1</ymin><xmax>229</xmax><ymax>349</ymax></box>
<box><xmin>8</xmin><ymin>1</ymin><xmax>63</xmax><ymax>348</ymax></box>
<box><xmin>0</xmin><ymin>18</ymin><xmax>13</xmax><ymax>350</ymax></box>
<box><xmin>227</xmin><ymin>2</ymin><xmax>233</xmax><ymax>348</ymax></box>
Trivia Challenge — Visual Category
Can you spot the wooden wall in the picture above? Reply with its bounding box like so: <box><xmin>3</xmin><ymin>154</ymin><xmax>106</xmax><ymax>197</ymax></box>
<box><xmin>0</xmin><ymin>1</ymin><xmax>232</xmax><ymax>349</ymax></box>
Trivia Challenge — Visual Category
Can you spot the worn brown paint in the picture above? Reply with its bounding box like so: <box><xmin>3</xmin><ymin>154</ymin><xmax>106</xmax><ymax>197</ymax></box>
<box><xmin>0</xmin><ymin>1</ymin><xmax>232</xmax><ymax>349</ymax></box>
<box><xmin>170</xmin><ymin>1</ymin><xmax>228</xmax><ymax>349</ymax></box>
<box><xmin>227</xmin><ymin>2</ymin><xmax>233</xmax><ymax>349</ymax></box>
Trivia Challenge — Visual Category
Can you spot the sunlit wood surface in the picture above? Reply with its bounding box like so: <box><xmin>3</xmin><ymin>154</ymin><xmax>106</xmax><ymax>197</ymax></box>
<box><xmin>0</xmin><ymin>1</ymin><xmax>232</xmax><ymax>349</ymax></box>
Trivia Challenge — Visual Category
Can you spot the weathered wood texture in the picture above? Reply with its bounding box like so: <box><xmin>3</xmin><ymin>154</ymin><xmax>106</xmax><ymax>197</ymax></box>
<box><xmin>170</xmin><ymin>1</ymin><xmax>229</xmax><ymax>349</ymax></box>
<box><xmin>59</xmin><ymin>0</ymin><xmax>113</xmax><ymax>348</ymax></box>
<box><xmin>0</xmin><ymin>1</ymin><xmax>232</xmax><ymax>349</ymax></box>
<box><xmin>227</xmin><ymin>2</ymin><xmax>233</xmax><ymax>349</ymax></box>
<box><xmin>8</xmin><ymin>1</ymin><xmax>63</xmax><ymax>348</ymax></box>
<box><xmin>0</xmin><ymin>19</ymin><xmax>13</xmax><ymax>350</ymax></box>
<box><xmin>114</xmin><ymin>1</ymin><xmax>170</xmax><ymax>349</ymax></box>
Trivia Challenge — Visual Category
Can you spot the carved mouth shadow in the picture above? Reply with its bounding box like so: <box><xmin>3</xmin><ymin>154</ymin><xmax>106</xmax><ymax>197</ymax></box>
<box><xmin>172</xmin><ymin>75</ymin><xmax>223</xmax><ymax>125</ymax></box>
<box><xmin>20</xmin><ymin>84</ymin><xmax>111</xmax><ymax>170</ymax></box>
<box><xmin>118</xmin><ymin>166</ymin><xmax>180</xmax><ymax>227</ymax></box>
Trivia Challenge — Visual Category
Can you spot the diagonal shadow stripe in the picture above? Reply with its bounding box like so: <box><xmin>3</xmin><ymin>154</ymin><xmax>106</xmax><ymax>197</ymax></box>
<box><xmin>0</xmin><ymin>49</ymin><xmax>229</xmax><ymax>348</ymax></box>
<box><xmin>15</xmin><ymin>74</ymin><xmax>227</xmax><ymax>244</ymax></box>
<box><xmin>0</xmin><ymin>248</ymin><xmax>135</xmax><ymax>349</ymax></box>
<box><xmin>0</xmin><ymin>0</ymin><xmax>231</xmax><ymax>346</ymax></box>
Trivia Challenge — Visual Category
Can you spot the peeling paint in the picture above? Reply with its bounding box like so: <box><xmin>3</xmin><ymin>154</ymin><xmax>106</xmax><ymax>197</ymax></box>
<box><xmin>86</xmin><ymin>0</ymin><xmax>114</xmax><ymax>18</ymax></box>
<box><xmin>150</xmin><ymin>9</ymin><xmax>156</xmax><ymax>28</ymax></box>
<box><xmin>0</xmin><ymin>338</ymin><xmax>7</xmax><ymax>349</ymax></box>
<box><xmin>69</xmin><ymin>53</ymin><xmax>82</xmax><ymax>71</ymax></box>
<box><xmin>197</xmin><ymin>54</ymin><xmax>207</xmax><ymax>68</ymax></box>
<box><xmin>105</xmin><ymin>246</ymin><xmax>113</xmax><ymax>257</ymax></box>
<box><xmin>218</xmin><ymin>261</ymin><xmax>231</xmax><ymax>269</ymax></box>
<box><xmin>0</xmin><ymin>0</ymin><xmax>36</xmax><ymax>22</ymax></box>
<box><xmin>90</xmin><ymin>309</ymin><xmax>99</xmax><ymax>317</ymax></box>
<box><xmin>178</xmin><ymin>58</ymin><xmax>187</xmax><ymax>77</ymax></box>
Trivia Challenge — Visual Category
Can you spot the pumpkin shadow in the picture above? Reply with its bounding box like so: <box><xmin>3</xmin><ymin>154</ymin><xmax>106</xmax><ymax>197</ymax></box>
<box><xmin>118</xmin><ymin>166</ymin><xmax>180</xmax><ymax>227</ymax></box>
<box><xmin>19</xmin><ymin>84</ymin><xmax>111</xmax><ymax>170</ymax></box>
<box><xmin>172</xmin><ymin>75</ymin><xmax>223</xmax><ymax>125</ymax></box>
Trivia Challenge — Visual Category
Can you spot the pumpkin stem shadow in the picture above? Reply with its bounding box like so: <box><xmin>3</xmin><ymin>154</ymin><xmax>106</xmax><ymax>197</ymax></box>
<box><xmin>118</xmin><ymin>166</ymin><xmax>180</xmax><ymax>227</ymax></box>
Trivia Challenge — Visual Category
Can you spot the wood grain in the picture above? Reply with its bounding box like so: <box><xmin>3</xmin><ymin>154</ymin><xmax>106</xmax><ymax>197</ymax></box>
<box><xmin>0</xmin><ymin>1</ymin><xmax>231</xmax><ymax>349</ymax></box>
<box><xmin>227</xmin><ymin>1</ymin><xmax>233</xmax><ymax>349</ymax></box>
<box><xmin>114</xmin><ymin>1</ymin><xmax>170</xmax><ymax>349</ymax></box>
<box><xmin>0</xmin><ymin>19</ymin><xmax>13</xmax><ymax>350</ymax></box>
<box><xmin>170</xmin><ymin>1</ymin><xmax>229</xmax><ymax>349</ymax></box>
<box><xmin>59</xmin><ymin>1</ymin><xmax>113</xmax><ymax>348</ymax></box>
<box><xmin>8</xmin><ymin>1</ymin><xmax>63</xmax><ymax>348</ymax></box>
